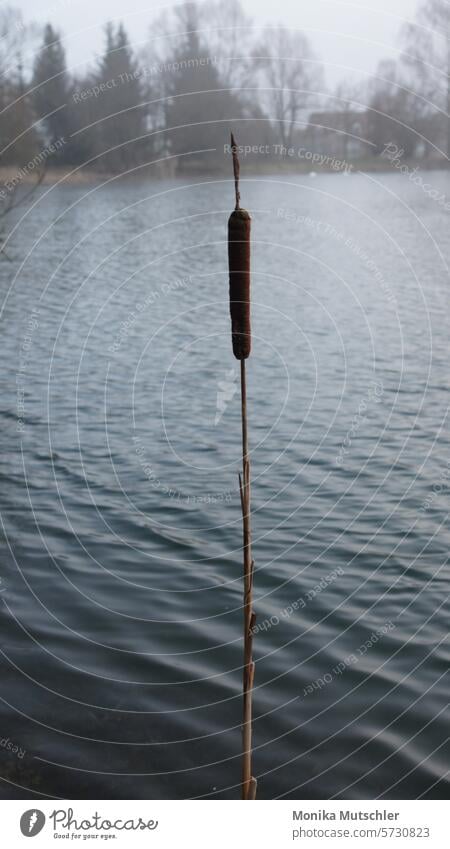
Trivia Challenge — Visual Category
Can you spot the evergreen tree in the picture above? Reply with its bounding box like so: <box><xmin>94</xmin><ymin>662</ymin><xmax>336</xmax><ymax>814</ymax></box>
<box><xmin>90</xmin><ymin>22</ymin><xmax>147</xmax><ymax>172</ymax></box>
<box><xmin>164</xmin><ymin>2</ymin><xmax>244</xmax><ymax>169</ymax></box>
<box><xmin>32</xmin><ymin>24</ymin><xmax>71</xmax><ymax>158</ymax></box>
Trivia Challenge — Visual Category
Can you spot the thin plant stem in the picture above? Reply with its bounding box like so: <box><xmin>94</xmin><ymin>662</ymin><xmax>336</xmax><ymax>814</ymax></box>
<box><xmin>239</xmin><ymin>358</ymin><xmax>256</xmax><ymax>800</ymax></box>
<box><xmin>231</xmin><ymin>131</ymin><xmax>241</xmax><ymax>210</ymax></box>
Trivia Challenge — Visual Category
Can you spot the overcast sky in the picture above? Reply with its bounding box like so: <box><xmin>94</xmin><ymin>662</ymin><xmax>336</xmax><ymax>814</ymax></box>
<box><xmin>16</xmin><ymin>0</ymin><xmax>421</xmax><ymax>85</ymax></box>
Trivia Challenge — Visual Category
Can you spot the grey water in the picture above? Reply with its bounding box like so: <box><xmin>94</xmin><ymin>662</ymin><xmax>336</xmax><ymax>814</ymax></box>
<box><xmin>0</xmin><ymin>170</ymin><xmax>449</xmax><ymax>799</ymax></box>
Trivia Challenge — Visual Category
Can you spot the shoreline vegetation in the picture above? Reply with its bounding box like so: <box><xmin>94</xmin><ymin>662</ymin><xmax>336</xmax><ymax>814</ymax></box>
<box><xmin>1</xmin><ymin>157</ymin><xmax>449</xmax><ymax>191</ymax></box>
<box><xmin>1</xmin><ymin>0</ymin><xmax>449</xmax><ymax>201</ymax></box>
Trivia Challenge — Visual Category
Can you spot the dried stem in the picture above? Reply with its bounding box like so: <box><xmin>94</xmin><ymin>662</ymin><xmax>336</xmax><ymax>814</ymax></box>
<box><xmin>230</xmin><ymin>132</ymin><xmax>241</xmax><ymax>210</ymax></box>
<box><xmin>229</xmin><ymin>132</ymin><xmax>256</xmax><ymax>797</ymax></box>
<box><xmin>240</xmin><ymin>358</ymin><xmax>256</xmax><ymax>800</ymax></box>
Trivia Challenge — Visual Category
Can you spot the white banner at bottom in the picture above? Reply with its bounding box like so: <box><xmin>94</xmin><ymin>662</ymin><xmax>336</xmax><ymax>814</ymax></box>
<box><xmin>0</xmin><ymin>799</ymin><xmax>445</xmax><ymax>849</ymax></box>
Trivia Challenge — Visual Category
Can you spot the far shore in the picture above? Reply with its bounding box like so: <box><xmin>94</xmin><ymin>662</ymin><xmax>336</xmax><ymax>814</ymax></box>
<box><xmin>1</xmin><ymin>157</ymin><xmax>449</xmax><ymax>189</ymax></box>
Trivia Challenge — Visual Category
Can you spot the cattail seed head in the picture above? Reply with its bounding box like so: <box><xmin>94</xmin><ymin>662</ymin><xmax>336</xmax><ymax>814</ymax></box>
<box><xmin>228</xmin><ymin>133</ymin><xmax>251</xmax><ymax>360</ymax></box>
<box><xmin>228</xmin><ymin>208</ymin><xmax>251</xmax><ymax>359</ymax></box>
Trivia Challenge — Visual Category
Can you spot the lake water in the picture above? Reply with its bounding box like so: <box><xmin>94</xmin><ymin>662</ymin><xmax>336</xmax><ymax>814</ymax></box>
<box><xmin>0</xmin><ymin>170</ymin><xmax>449</xmax><ymax>799</ymax></box>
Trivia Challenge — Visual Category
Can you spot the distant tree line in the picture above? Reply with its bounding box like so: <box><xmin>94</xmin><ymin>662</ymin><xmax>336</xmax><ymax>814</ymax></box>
<box><xmin>0</xmin><ymin>0</ymin><xmax>449</xmax><ymax>178</ymax></box>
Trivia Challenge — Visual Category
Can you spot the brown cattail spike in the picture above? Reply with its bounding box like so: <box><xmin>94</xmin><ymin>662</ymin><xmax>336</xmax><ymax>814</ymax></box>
<box><xmin>228</xmin><ymin>135</ymin><xmax>251</xmax><ymax>360</ymax></box>
<box><xmin>228</xmin><ymin>209</ymin><xmax>251</xmax><ymax>360</ymax></box>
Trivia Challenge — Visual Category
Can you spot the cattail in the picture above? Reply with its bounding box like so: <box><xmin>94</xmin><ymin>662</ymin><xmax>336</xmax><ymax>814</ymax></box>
<box><xmin>228</xmin><ymin>133</ymin><xmax>257</xmax><ymax>801</ymax></box>
<box><xmin>228</xmin><ymin>133</ymin><xmax>251</xmax><ymax>360</ymax></box>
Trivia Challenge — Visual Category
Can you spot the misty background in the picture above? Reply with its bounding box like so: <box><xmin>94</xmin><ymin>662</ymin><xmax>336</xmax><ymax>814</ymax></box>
<box><xmin>1</xmin><ymin>0</ymin><xmax>450</xmax><ymax>183</ymax></box>
<box><xmin>10</xmin><ymin>0</ymin><xmax>420</xmax><ymax>86</ymax></box>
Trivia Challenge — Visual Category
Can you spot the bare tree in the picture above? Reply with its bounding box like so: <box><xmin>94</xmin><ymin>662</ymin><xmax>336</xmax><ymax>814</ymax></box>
<box><xmin>366</xmin><ymin>59</ymin><xmax>418</xmax><ymax>158</ymax></box>
<box><xmin>0</xmin><ymin>6</ymin><xmax>25</xmax><ymax>78</ymax></box>
<box><xmin>253</xmin><ymin>25</ymin><xmax>324</xmax><ymax>149</ymax></box>
<box><xmin>333</xmin><ymin>79</ymin><xmax>367</xmax><ymax>159</ymax></box>
<box><xmin>140</xmin><ymin>3</ymin><xmax>205</xmax><ymax>139</ymax></box>
<box><xmin>203</xmin><ymin>0</ymin><xmax>256</xmax><ymax>94</ymax></box>
<box><xmin>0</xmin><ymin>6</ymin><xmax>40</xmax><ymax>84</ymax></box>
<box><xmin>139</xmin><ymin>10</ymin><xmax>173</xmax><ymax>139</ymax></box>
<box><xmin>140</xmin><ymin>1</ymin><xmax>250</xmax><ymax>167</ymax></box>
<box><xmin>0</xmin><ymin>8</ymin><xmax>45</xmax><ymax>258</ymax></box>
<box><xmin>401</xmin><ymin>0</ymin><xmax>450</xmax><ymax>160</ymax></box>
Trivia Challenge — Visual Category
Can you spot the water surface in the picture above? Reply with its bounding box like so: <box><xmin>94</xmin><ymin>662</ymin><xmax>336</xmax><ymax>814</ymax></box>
<box><xmin>0</xmin><ymin>170</ymin><xmax>449</xmax><ymax>799</ymax></box>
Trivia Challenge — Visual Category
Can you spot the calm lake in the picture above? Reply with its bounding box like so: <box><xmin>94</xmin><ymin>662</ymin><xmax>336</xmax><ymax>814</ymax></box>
<box><xmin>0</xmin><ymin>170</ymin><xmax>449</xmax><ymax>799</ymax></box>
